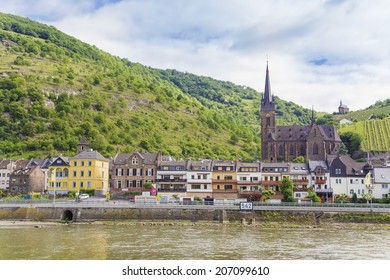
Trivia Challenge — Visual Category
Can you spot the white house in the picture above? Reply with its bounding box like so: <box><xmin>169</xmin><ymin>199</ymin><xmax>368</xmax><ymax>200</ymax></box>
<box><xmin>372</xmin><ymin>167</ymin><xmax>390</xmax><ymax>199</ymax></box>
<box><xmin>186</xmin><ymin>160</ymin><xmax>213</xmax><ymax>198</ymax></box>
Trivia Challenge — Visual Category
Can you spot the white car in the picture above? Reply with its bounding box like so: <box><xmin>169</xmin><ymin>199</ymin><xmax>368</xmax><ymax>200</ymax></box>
<box><xmin>79</xmin><ymin>193</ymin><xmax>89</xmax><ymax>200</ymax></box>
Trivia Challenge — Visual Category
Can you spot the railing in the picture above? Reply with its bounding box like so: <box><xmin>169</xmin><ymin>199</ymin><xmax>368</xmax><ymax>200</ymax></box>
<box><xmin>156</xmin><ymin>179</ymin><xmax>187</xmax><ymax>183</ymax></box>
<box><xmin>315</xmin><ymin>188</ymin><xmax>333</xmax><ymax>193</ymax></box>
<box><xmin>237</xmin><ymin>180</ymin><xmax>262</xmax><ymax>185</ymax></box>
<box><xmin>157</xmin><ymin>188</ymin><xmax>186</xmax><ymax>192</ymax></box>
<box><xmin>292</xmin><ymin>179</ymin><xmax>309</xmax><ymax>184</ymax></box>
<box><xmin>315</xmin><ymin>179</ymin><xmax>327</xmax><ymax>184</ymax></box>
<box><xmin>261</xmin><ymin>180</ymin><xmax>280</xmax><ymax>185</ymax></box>
<box><xmin>2</xmin><ymin>199</ymin><xmax>390</xmax><ymax>212</ymax></box>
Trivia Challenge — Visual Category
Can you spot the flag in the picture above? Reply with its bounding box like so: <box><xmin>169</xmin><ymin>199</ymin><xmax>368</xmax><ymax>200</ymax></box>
<box><xmin>151</xmin><ymin>184</ymin><xmax>157</xmax><ymax>196</ymax></box>
<box><xmin>364</xmin><ymin>171</ymin><xmax>371</xmax><ymax>187</ymax></box>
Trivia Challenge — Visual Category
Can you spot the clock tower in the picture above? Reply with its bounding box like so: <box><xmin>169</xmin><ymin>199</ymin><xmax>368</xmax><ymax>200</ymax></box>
<box><xmin>261</xmin><ymin>62</ymin><xmax>276</xmax><ymax>161</ymax></box>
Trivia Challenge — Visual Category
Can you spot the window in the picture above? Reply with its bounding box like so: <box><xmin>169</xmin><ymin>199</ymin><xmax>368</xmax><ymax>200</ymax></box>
<box><xmin>88</xmin><ymin>161</ymin><xmax>92</xmax><ymax>166</ymax></box>
<box><xmin>80</xmin><ymin>182</ymin><xmax>84</xmax><ymax>188</ymax></box>
<box><xmin>290</xmin><ymin>145</ymin><xmax>294</xmax><ymax>155</ymax></box>
<box><xmin>73</xmin><ymin>161</ymin><xmax>77</xmax><ymax>166</ymax></box>
<box><xmin>73</xmin><ymin>171</ymin><xmax>77</xmax><ymax>177</ymax></box>
<box><xmin>73</xmin><ymin>182</ymin><xmax>76</xmax><ymax>188</ymax></box>
<box><xmin>313</xmin><ymin>143</ymin><xmax>319</xmax><ymax>155</ymax></box>
<box><xmin>203</xmin><ymin>174</ymin><xmax>207</xmax><ymax>180</ymax></box>
<box><xmin>81</xmin><ymin>161</ymin><xmax>84</xmax><ymax>166</ymax></box>
<box><xmin>191</xmin><ymin>185</ymin><xmax>201</xmax><ymax>190</ymax></box>
<box><xmin>279</xmin><ymin>145</ymin><xmax>283</xmax><ymax>156</ymax></box>
<box><xmin>335</xmin><ymin>169</ymin><xmax>341</xmax><ymax>175</ymax></box>
<box><xmin>132</xmin><ymin>157</ymin><xmax>138</xmax><ymax>165</ymax></box>
<box><xmin>382</xmin><ymin>184</ymin><xmax>389</xmax><ymax>189</ymax></box>
<box><xmin>118</xmin><ymin>180</ymin><xmax>122</xmax><ymax>188</ymax></box>
<box><xmin>225</xmin><ymin>185</ymin><xmax>233</xmax><ymax>190</ymax></box>
<box><xmin>87</xmin><ymin>181</ymin><xmax>91</xmax><ymax>188</ymax></box>
<box><xmin>136</xmin><ymin>168</ymin><xmax>141</xmax><ymax>176</ymax></box>
<box><xmin>117</xmin><ymin>168</ymin><xmax>123</xmax><ymax>176</ymax></box>
<box><xmin>80</xmin><ymin>171</ymin><xmax>84</xmax><ymax>177</ymax></box>
<box><xmin>349</xmin><ymin>189</ymin><xmax>354</xmax><ymax>195</ymax></box>
<box><xmin>88</xmin><ymin>170</ymin><xmax>92</xmax><ymax>177</ymax></box>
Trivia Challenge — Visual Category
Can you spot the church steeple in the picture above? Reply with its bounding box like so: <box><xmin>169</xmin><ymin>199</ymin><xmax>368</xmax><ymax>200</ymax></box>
<box><xmin>261</xmin><ymin>61</ymin><xmax>275</xmax><ymax>111</ymax></box>
<box><xmin>260</xmin><ymin>61</ymin><xmax>276</xmax><ymax>161</ymax></box>
<box><xmin>264</xmin><ymin>61</ymin><xmax>272</xmax><ymax>104</ymax></box>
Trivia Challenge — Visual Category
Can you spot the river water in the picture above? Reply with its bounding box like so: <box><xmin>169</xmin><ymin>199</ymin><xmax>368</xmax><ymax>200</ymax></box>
<box><xmin>0</xmin><ymin>222</ymin><xmax>389</xmax><ymax>260</ymax></box>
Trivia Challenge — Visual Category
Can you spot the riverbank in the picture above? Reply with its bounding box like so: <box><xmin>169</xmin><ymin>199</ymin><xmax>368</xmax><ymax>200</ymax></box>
<box><xmin>2</xmin><ymin>217</ymin><xmax>390</xmax><ymax>230</ymax></box>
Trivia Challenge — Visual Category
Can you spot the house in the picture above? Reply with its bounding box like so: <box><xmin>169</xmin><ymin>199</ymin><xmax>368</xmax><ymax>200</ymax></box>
<box><xmin>48</xmin><ymin>139</ymin><xmax>110</xmax><ymax>196</ymax></box>
<box><xmin>211</xmin><ymin>160</ymin><xmax>238</xmax><ymax>199</ymax></box>
<box><xmin>9</xmin><ymin>160</ymin><xmax>46</xmax><ymax>195</ymax></box>
<box><xmin>260</xmin><ymin>162</ymin><xmax>289</xmax><ymax>200</ymax></box>
<box><xmin>328</xmin><ymin>155</ymin><xmax>368</xmax><ymax>199</ymax></box>
<box><xmin>68</xmin><ymin>149</ymin><xmax>110</xmax><ymax>196</ymax></box>
<box><xmin>289</xmin><ymin>163</ymin><xmax>310</xmax><ymax>200</ymax></box>
<box><xmin>308</xmin><ymin>160</ymin><xmax>332</xmax><ymax>202</ymax></box>
<box><xmin>186</xmin><ymin>160</ymin><xmax>213</xmax><ymax>198</ymax></box>
<box><xmin>236</xmin><ymin>161</ymin><xmax>262</xmax><ymax>199</ymax></box>
<box><xmin>372</xmin><ymin>167</ymin><xmax>390</xmax><ymax>199</ymax></box>
<box><xmin>0</xmin><ymin>160</ymin><xmax>16</xmax><ymax>191</ymax></box>
<box><xmin>48</xmin><ymin>156</ymin><xmax>70</xmax><ymax>195</ymax></box>
<box><xmin>156</xmin><ymin>159</ymin><xmax>188</xmax><ymax>194</ymax></box>
<box><xmin>110</xmin><ymin>150</ymin><xmax>161</xmax><ymax>191</ymax></box>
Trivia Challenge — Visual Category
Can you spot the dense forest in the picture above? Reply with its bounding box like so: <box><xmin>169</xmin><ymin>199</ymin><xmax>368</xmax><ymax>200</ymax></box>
<box><xmin>0</xmin><ymin>13</ymin><xmax>335</xmax><ymax>161</ymax></box>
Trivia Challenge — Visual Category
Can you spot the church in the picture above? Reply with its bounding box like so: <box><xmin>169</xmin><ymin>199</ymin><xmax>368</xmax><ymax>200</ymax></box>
<box><xmin>260</xmin><ymin>63</ymin><xmax>342</xmax><ymax>162</ymax></box>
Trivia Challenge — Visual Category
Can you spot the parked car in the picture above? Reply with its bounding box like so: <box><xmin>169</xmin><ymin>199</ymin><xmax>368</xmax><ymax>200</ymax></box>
<box><xmin>79</xmin><ymin>193</ymin><xmax>89</xmax><ymax>200</ymax></box>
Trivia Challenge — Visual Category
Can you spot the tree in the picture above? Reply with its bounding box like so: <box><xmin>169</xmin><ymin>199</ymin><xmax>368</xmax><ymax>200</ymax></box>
<box><xmin>143</xmin><ymin>182</ymin><xmax>153</xmax><ymax>190</ymax></box>
<box><xmin>280</xmin><ymin>176</ymin><xmax>294</xmax><ymax>202</ymax></box>
<box><xmin>292</xmin><ymin>156</ymin><xmax>305</xmax><ymax>163</ymax></box>
<box><xmin>261</xmin><ymin>190</ymin><xmax>275</xmax><ymax>201</ymax></box>
<box><xmin>339</xmin><ymin>142</ymin><xmax>348</xmax><ymax>155</ymax></box>
<box><xmin>308</xmin><ymin>189</ymin><xmax>321</xmax><ymax>203</ymax></box>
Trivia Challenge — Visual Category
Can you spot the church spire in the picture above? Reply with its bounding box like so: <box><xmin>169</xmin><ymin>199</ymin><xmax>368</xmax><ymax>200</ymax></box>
<box><xmin>264</xmin><ymin>61</ymin><xmax>272</xmax><ymax>103</ymax></box>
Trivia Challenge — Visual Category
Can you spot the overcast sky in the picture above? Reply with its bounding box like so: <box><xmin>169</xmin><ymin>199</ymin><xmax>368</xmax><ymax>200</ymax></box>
<box><xmin>2</xmin><ymin>0</ymin><xmax>390</xmax><ymax>113</ymax></box>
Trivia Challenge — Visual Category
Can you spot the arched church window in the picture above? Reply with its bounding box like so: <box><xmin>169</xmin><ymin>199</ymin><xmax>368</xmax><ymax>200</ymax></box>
<box><xmin>290</xmin><ymin>145</ymin><xmax>294</xmax><ymax>155</ymax></box>
<box><xmin>313</xmin><ymin>143</ymin><xmax>319</xmax><ymax>155</ymax></box>
<box><xmin>279</xmin><ymin>145</ymin><xmax>283</xmax><ymax>156</ymax></box>
<box><xmin>300</xmin><ymin>144</ymin><xmax>305</xmax><ymax>156</ymax></box>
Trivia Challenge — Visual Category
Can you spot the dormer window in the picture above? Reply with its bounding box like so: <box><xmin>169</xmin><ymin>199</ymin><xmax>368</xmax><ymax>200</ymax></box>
<box><xmin>132</xmin><ymin>157</ymin><xmax>138</xmax><ymax>165</ymax></box>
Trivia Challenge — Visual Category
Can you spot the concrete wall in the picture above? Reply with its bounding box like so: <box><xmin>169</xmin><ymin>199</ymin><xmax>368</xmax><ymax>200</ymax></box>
<box><xmin>1</xmin><ymin>206</ymin><xmax>390</xmax><ymax>225</ymax></box>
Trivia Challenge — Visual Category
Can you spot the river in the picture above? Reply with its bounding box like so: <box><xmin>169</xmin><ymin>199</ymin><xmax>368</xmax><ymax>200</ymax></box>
<box><xmin>0</xmin><ymin>222</ymin><xmax>389</xmax><ymax>260</ymax></box>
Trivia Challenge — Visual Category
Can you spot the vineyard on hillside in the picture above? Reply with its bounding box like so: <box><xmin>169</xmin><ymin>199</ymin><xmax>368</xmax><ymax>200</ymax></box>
<box><xmin>362</xmin><ymin>118</ymin><xmax>390</xmax><ymax>151</ymax></box>
<box><xmin>339</xmin><ymin>118</ymin><xmax>390</xmax><ymax>152</ymax></box>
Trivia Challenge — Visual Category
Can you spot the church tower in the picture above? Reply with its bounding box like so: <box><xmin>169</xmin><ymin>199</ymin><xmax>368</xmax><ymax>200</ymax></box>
<box><xmin>261</xmin><ymin>62</ymin><xmax>276</xmax><ymax>161</ymax></box>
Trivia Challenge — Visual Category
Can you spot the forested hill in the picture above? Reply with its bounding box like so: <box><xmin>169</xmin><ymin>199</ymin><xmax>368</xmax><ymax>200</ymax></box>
<box><xmin>0</xmin><ymin>12</ymin><xmax>312</xmax><ymax>161</ymax></box>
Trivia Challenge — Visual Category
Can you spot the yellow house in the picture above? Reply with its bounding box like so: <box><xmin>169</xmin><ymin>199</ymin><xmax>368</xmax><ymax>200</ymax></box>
<box><xmin>211</xmin><ymin>160</ymin><xmax>238</xmax><ymax>199</ymax></box>
<box><xmin>48</xmin><ymin>144</ymin><xmax>109</xmax><ymax>196</ymax></box>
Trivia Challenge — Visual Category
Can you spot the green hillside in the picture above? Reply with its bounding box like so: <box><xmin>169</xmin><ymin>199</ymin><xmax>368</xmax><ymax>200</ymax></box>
<box><xmin>339</xmin><ymin>118</ymin><xmax>390</xmax><ymax>153</ymax></box>
<box><xmin>0</xmin><ymin>13</ymin><xmax>312</xmax><ymax>161</ymax></box>
<box><xmin>333</xmin><ymin>99</ymin><xmax>390</xmax><ymax>122</ymax></box>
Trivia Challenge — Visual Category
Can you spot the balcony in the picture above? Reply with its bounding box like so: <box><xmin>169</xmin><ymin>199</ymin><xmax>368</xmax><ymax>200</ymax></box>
<box><xmin>212</xmin><ymin>179</ymin><xmax>237</xmax><ymax>184</ymax></box>
<box><xmin>292</xmin><ymin>179</ymin><xmax>309</xmax><ymax>185</ymax></box>
<box><xmin>315</xmin><ymin>179</ymin><xmax>327</xmax><ymax>184</ymax></box>
<box><xmin>212</xmin><ymin>189</ymin><xmax>238</xmax><ymax>193</ymax></box>
<box><xmin>293</xmin><ymin>187</ymin><xmax>309</xmax><ymax>192</ymax></box>
<box><xmin>261</xmin><ymin>180</ymin><xmax>280</xmax><ymax>186</ymax></box>
<box><xmin>156</xmin><ymin>179</ymin><xmax>187</xmax><ymax>183</ymax></box>
<box><xmin>237</xmin><ymin>180</ymin><xmax>262</xmax><ymax>185</ymax></box>
<box><xmin>315</xmin><ymin>188</ymin><xmax>333</xmax><ymax>193</ymax></box>
<box><xmin>158</xmin><ymin>188</ymin><xmax>186</xmax><ymax>192</ymax></box>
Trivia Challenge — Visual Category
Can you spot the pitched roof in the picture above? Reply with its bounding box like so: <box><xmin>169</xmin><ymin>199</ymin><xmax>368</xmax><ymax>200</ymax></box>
<box><xmin>269</xmin><ymin>124</ymin><xmax>341</xmax><ymax>142</ymax></box>
<box><xmin>328</xmin><ymin>155</ymin><xmax>366</xmax><ymax>175</ymax></box>
<box><xmin>70</xmin><ymin>150</ymin><xmax>108</xmax><ymax>161</ymax></box>
<box><xmin>289</xmin><ymin>163</ymin><xmax>309</xmax><ymax>175</ymax></box>
<box><xmin>114</xmin><ymin>151</ymin><xmax>159</xmax><ymax>164</ymax></box>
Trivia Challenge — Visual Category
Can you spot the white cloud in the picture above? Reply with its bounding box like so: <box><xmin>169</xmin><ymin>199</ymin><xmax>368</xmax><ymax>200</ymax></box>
<box><xmin>1</xmin><ymin>0</ymin><xmax>390</xmax><ymax>113</ymax></box>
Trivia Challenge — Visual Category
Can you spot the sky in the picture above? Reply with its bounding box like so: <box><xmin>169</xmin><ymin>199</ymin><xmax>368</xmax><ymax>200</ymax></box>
<box><xmin>2</xmin><ymin>0</ymin><xmax>390</xmax><ymax>113</ymax></box>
